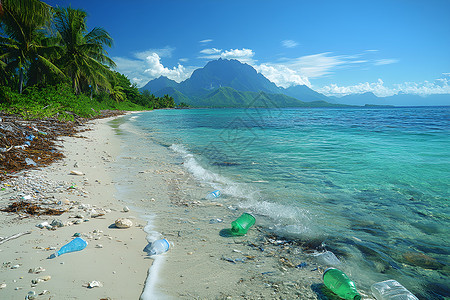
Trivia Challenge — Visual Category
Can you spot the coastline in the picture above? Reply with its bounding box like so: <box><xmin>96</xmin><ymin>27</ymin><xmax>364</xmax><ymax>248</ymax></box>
<box><xmin>0</xmin><ymin>116</ymin><xmax>150</xmax><ymax>299</ymax></box>
<box><xmin>0</xmin><ymin>112</ymin><xmax>376</xmax><ymax>300</ymax></box>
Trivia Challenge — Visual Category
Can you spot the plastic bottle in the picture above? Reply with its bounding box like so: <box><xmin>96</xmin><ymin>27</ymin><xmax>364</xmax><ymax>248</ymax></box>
<box><xmin>149</xmin><ymin>239</ymin><xmax>170</xmax><ymax>255</ymax></box>
<box><xmin>323</xmin><ymin>268</ymin><xmax>361</xmax><ymax>300</ymax></box>
<box><xmin>55</xmin><ymin>237</ymin><xmax>88</xmax><ymax>257</ymax></box>
<box><xmin>315</xmin><ymin>250</ymin><xmax>341</xmax><ymax>266</ymax></box>
<box><xmin>371</xmin><ymin>280</ymin><xmax>419</xmax><ymax>300</ymax></box>
<box><xmin>206</xmin><ymin>190</ymin><xmax>221</xmax><ymax>200</ymax></box>
<box><xmin>231</xmin><ymin>213</ymin><xmax>256</xmax><ymax>236</ymax></box>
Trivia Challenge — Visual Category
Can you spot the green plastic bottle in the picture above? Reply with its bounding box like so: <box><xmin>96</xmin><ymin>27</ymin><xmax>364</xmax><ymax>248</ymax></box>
<box><xmin>230</xmin><ymin>213</ymin><xmax>255</xmax><ymax>236</ymax></box>
<box><xmin>323</xmin><ymin>268</ymin><xmax>361</xmax><ymax>300</ymax></box>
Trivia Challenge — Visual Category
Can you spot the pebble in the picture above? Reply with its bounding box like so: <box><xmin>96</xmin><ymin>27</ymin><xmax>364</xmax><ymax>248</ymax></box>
<box><xmin>115</xmin><ymin>218</ymin><xmax>133</xmax><ymax>229</ymax></box>
<box><xmin>123</xmin><ymin>206</ymin><xmax>130</xmax><ymax>212</ymax></box>
<box><xmin>95</xmin><ymin>244</ymin><xmax>103</xmax><ymax>248</ymax></box>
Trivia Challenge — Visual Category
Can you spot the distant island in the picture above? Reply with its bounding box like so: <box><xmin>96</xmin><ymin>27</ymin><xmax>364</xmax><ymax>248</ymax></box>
<box><xmin>141</xmin><ymin>58</ymin><xmax>450</xmax><ymax>108</ymax></box>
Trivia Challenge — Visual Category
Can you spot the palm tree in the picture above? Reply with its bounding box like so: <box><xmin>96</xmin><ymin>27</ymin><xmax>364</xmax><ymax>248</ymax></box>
<box><xmin>52</xmin><ymin>7</ymin><xmax>116</xmax><ymax>95</ymax></box>
<box><xmin>0</xmin><ymin>0</ymin><xmax>63</xmax><ymax>93</ymax></box>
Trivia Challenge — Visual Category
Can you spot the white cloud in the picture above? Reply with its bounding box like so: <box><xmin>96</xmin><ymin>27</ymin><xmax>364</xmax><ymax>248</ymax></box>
<box><xmin>114</xmin><ymin>47</ymin><xmax>196</xmax><ymax>87</ymax></box>
<box><xmin>317</xmin><ymin>76</ymin><xmax>450</xmax><ymax>97</ymax></box>
<box><xmin>199</xmin><ymin>48</ymin><xmax>255</xmax><ymax>64</ymax></box>
<box><xmin>134</xmin><ymin>46</ymin><xmax>175</xmax><ymax>60</ymax></box>
<box><xmin>254</xmin><ymin>63</ymin><xmax>311</xmax><ymax>88</ymax></box>
<box><xmin>374</xmin><ymin>58</ymin><xmax>399</xmax><ymax>66</ymax></box>
<box><xmin>200</xmin><ymin>48</ymin><xmax>222</xmax><ymax>55</ymax></box>
<box><xmin>199</xmin><ymin>39</ymin><xmax>213</xmax><ymax>44</ymax></box>
<box><xmin>282</xmin><ymin>40</ymin><xmax>299</xmax><ymax>48</ymax></box>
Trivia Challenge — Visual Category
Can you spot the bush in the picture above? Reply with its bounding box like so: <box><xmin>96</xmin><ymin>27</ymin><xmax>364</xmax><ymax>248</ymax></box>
<box><xmin>0</xmin><ymin>83</ymin><xmax>146</xmax><ymax>120</ymax></box>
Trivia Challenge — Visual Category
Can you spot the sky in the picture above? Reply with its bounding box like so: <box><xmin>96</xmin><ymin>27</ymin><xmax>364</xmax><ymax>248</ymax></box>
<box><xmin>44</xmin><ymin>0</ymin><xmax>450</xmax><ymax>97</ymax></box>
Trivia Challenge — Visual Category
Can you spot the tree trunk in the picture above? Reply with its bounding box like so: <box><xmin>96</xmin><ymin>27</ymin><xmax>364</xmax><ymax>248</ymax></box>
<box><xmin>19</xmin><ymin>68</ymin><xmax>24</xmax><ymax>94</ymax></box>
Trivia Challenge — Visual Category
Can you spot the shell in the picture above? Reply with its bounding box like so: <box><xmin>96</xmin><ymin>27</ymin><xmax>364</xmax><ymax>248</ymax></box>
<box><xmin>70</xmin><ymin>170</ymin><xmax>84</xmax><ymax>176</ymax></box>
<box><xmin>115</xmin><ymin>218</ymin><xmax>133</xmax><ymax>229</ymax></box>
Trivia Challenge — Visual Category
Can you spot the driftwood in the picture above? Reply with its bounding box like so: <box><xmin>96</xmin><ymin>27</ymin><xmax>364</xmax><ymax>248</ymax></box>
<box><xmin>0</xmin><ymin>231</ymin><xmax>31</xmax><ymax>245</ymax></box>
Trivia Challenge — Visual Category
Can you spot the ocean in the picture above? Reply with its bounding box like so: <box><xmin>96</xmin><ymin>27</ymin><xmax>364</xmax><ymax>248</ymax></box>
<box><xmin>115</xmin><ymin>106</ymin><xmax>449</xmax><ymax>299</ymax></box>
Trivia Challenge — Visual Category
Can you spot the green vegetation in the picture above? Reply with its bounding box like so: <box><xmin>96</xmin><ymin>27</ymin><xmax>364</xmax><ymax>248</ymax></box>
<box><xmin>0</xmin><ymin>0</ymin><xmax>174</xmax><ymax>119</ymax></box>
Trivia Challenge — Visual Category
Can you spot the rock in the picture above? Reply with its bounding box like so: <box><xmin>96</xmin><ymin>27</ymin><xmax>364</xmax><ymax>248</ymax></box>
<box><xmin>95</xmin><ymin>244</ymin><xmax>103</xmax><ymax>248</ymax></box>
<box><xmin>0</xmin><ymin>283</ymin><xmax>6</xmax><ymax>289</ymax></box>
<box><xmin>87</xmin><ymin>280</ymin><xmax>102</xmax><ymax>288</ymax></box>
<box><xmin>402</xmin><ymin>252</ymin><xmax>444</xmax><ymax>270</ymax></box>
<box><xmin>114</xmin><ymin>218</ymin><xmax>133</xmax><ymax>229</ymax></box>
<box><xmin>123</xmin><ymin>206</ymin><xmax>130</xmax><ymax>212</ymax></box>
<box><xmin>51</xmin><ymin>219</ymin><xmax>64</xmax><ymax>228</ymax></box>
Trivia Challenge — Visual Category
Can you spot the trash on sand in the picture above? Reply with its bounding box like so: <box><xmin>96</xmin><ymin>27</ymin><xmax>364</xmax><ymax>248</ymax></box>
<box><xmin>209</xmin><ymin>218</ymin><xmax>223</xmax><ymax>224</ymax></box>
<box><xmin>53</xmin><ymin>237</ymin><xmax>87</xmax><ymax>257</ymax></box>
<box><xmin>206</xmin><ymin>190</ymin><xmax>221</xmax><ymax>200</ymax></box>
<box><xmin>144</xmin><ymin>239</ymin><xmax>170</xmax><ymax>256</ymax></box>
<box><xmin>70</xmin><ymin>170</ymin><xmax>84</xmax><ymax>176</ymax></box>
<box><xmin>371</xmin><ymin>279</ymin><xmax>418</xmax><ymax>300</ymax></box>
<box><xmin>314</xmin><ymin>250</ymin><xmax>341</xmax><ymax>266</ymax></box>
<box><xmin>28</xmin><ymin>267</ymin><xmax>45</xmax><ymax>274</ymax></box>
<box><xmin>221</xmin><ymin>256</ymin><xmax>236</xmax><ymax>264</ymax></box>
<box><xmin>31</xmin><ymin>276</ymin><xmax>51</xmax><ymax>284</ymax></box>
<box><xmin>114</xmin><ymin>218</ymin><xmax>133</xmax><ymax>228</ymax></box>
<box><xmin>230</xmin><ymin>213</ymin><xmax>256</xmax><ymax>236</ymax></box>
<box><xmin>85</xmin><ymin>280</ymin><xmax>103</xmax><ymax>288</ymax></box>
<box><xmin>323</xmin><ymin>268</ymin><xmax>361</xmax><ymax>300</ymax></box>
<box><xmin>25</xmin><ymin>158</ymin><xmax>37</xmax><ymax>166</ymax></box>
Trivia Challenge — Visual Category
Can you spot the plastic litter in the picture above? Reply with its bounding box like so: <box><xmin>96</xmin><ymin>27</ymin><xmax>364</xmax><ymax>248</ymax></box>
<box><xmin>54</xmin><ymin>237</ymin><xmax>87</xmax><ymax>257</ymax></box>
<box><xmin>145</xmin><ymin>239</ymin><xmax>170</xmax><ymax>256</ymax></box>
<box><xmin>206</xmin><ymin>190</ymin><xmax>221</xmax><ymax>200</ymax></box>
<box><xmin>371</xmin><ymin>280</ymin><xmax>419</xmax><ymax>300</ymax></box>
<box><xmin>323</xmin><ymin>268</ymin><xmax>361</xmax><ymax>300</ymax></box>
<box><xmin>230</xmin><ymin>213</ymin><xmax>255</xmax><ymax>236</ymax></box>
<box><xmin>25</xmin><ymin>158</ymin><xmax>37</xmax><ymax>166</ymax></box>
<box><xmin>314</xmin><ymin>250</ymin><xmax>341</xmax><ymax>266</ymax></box>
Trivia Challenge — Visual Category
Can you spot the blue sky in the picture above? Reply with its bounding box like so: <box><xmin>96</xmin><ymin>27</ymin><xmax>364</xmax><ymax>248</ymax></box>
<box><xmin>45</xmin><ymin>0</ymin><xmax>450</xmax><ymax>97</ymax></box>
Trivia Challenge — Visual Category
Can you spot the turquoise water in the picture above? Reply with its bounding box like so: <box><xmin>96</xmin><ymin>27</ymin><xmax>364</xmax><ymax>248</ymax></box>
<box><xmin>124</xmin><ymin>107</ymin><xmax>449</xmax><ymax>299</ymax></box>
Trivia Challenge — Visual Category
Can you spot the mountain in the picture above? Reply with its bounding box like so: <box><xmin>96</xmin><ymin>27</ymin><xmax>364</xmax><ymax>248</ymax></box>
<box><xmin>333</xmin><ymin>92</ymin><xmax>450</xmax><ymax>106</ymax></box>
<box><xmin>140</xmin><ymin>58</ymin><xmax>338</xmax><ymax>108</ymax></box>
<box><xmin>179</xmin><ymin>58</ymin><xmax>280</xmax><ymax>95</ymax></box>
<box><xmin>282</xmin><ymin>84</ymin><xmax>334</xmax><ymax>103</ymax></box>
<box><xmin>335</xmin><ymin>92</ymin><xmax>387</xmax><ymax>106</ymax></box>
<box><xmin>140</xmin><ymin>76</ymin><xmax>178</xmax><ymax>93</ymax></box>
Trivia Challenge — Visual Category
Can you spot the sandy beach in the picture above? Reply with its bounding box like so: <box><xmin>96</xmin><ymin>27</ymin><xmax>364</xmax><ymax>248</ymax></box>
<box><xmin>1</xmin><ymin>113</ymin><xmax>376</xmax><ymax>300</ymax></box>
<box><xmin>0</xmin><ymin>116</ymin><xmax>150</xmax><ymax>299</ymax></box>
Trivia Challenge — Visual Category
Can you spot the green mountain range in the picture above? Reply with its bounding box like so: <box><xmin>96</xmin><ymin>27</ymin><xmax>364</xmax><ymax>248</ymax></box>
<box><xmin>140</xmin><ymin>58</ymin><xmax>341</xmax><ymax>108</ymax></box>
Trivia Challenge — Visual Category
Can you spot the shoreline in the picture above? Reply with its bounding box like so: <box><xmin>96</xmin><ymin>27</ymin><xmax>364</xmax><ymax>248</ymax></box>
<box><xmin>0</xmin><ymin>116</ymin><xmax>151</xmax><ymax>299</ymax></box>
<box><xmin>1</xmin><ymin>112</ymin><xmax>377</xmax><ymax>299</ymax></box>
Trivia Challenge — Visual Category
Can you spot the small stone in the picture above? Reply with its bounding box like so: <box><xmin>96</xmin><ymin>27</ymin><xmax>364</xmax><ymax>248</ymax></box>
<box><xmin>123</xmin><ymin>206</ymin><xmax>130</xmax><ymax>212</ymax></box>
<box><xmin>187</xmin><ymin>252</ymin><xmax>193</xmax><ymax>255</ymax></box>
<box><xmin>51</xmin><ymin>219</ymin><xmax>64</xmax><ymax>228</ymax></box>
<box><xmin>95</xmin><ymin>244</ymin><xmax>103</xmax><ymax>248</ymax></box>
<box><xmin>0</xmin><ymin>283</ymin><xmax>6</xmax><ymax>289</ymax></box>
<box><xmin>114</xmin><ymin>218</ymin><xmax>133</xmax><ymax>229</ymax></box>
<box><xmin>11</xmin><ymin>264</ymin><xmax>20</xmax><ymax>269</ymax></box>
<box><xmin>87</xmin><ymin>280</ymin><xmax>102</xmax><ymax>288</ymax></box>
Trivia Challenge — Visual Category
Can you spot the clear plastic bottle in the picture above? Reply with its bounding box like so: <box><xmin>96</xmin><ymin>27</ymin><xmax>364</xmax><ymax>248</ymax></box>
<box><xmin>149</xmin><ymin>239</ymin><xmax>170</xmax><ymax>255</ymax></box>
<box><xmin>371</xmin><ymin>280</ymin><xmax>419</xmax><ymax>300</ymax></box>
<box><xmin>206</xmin><ymin>190</ymin><xmax>221</xmax><ymax>200</ymax></box>
<box><xmin>323</xmin><ymin>268</ymin><xmax>361</xmax><ymax>300</ymax></box>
